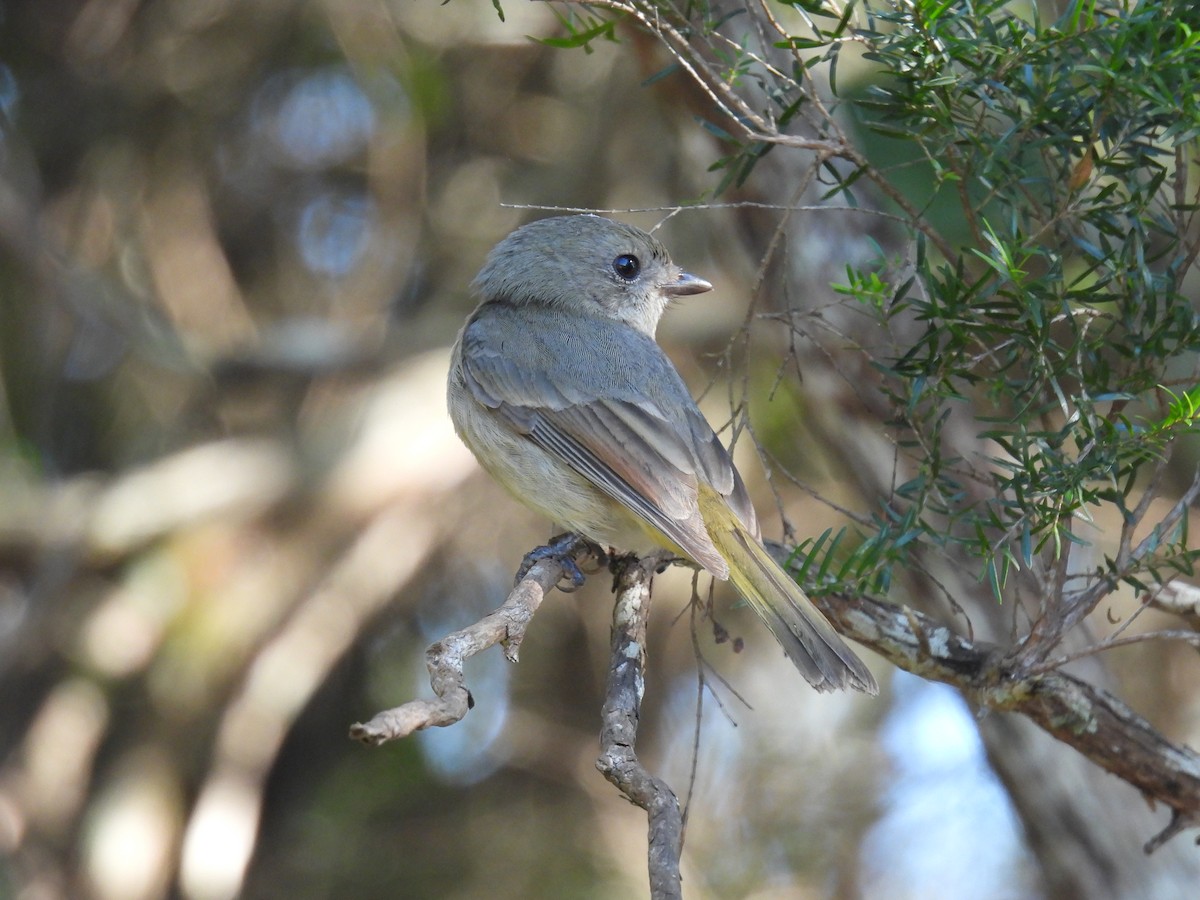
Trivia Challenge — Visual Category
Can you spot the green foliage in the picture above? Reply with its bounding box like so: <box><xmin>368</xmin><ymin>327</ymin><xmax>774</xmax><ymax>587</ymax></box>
<box><xmin>823</xmin><ymin>0</ymin><xmax>1200</xmax><ymax>598</ymax></box>
<box><xmin>533</xmin><ymin>7</ymin><xmax>622</xmax><ymax>52</ymax></box>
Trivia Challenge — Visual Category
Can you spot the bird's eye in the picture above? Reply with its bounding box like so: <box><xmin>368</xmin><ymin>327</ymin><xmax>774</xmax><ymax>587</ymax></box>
<box><xmin>613</xmin><ymin>254</ymin><xmax>641</xmax><ymax>280</ymax></box>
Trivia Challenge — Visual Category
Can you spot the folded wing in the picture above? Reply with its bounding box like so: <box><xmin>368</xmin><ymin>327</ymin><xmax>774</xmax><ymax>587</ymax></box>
<box><xmin>459</xmin><ymin>307</ymin><xmax>756</xmax><ymax>576</ymax></box>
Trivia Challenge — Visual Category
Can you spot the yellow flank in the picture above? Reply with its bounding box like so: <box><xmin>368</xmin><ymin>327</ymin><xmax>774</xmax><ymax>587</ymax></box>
<box><xmin>697</xmin><ymin>484</ymin><xmax>878</xmax><ymax>695</ymax></box>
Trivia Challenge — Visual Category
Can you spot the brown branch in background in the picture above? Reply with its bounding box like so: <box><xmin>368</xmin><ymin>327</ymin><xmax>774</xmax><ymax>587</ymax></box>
<box><xmin>597</xmin><ymin>553</ymin><xmax>683</xmax><ymax>900</ymax></box>
<box><xmin>823</xmin><ymin>591</ymin><xmax>1200</xmax><ymax>851</ymax></box>
<box><xmin>349</xmin><ymin>538</ymin><xmax>602</xmax><ymax>745</ymax></box>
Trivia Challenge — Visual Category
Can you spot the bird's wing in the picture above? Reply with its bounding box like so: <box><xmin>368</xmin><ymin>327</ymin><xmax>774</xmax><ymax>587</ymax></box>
<box><xmin>459</xmin><ymin>309</ymin><xmax>752</xmax><ymax>575</ymax></box>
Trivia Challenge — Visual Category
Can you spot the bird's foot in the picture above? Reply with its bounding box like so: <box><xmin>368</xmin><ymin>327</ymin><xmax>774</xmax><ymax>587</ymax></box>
<box><xmin>517</xmin><ymin>533</ymin><xmax>607</xmax><ymax>592</ymax></box>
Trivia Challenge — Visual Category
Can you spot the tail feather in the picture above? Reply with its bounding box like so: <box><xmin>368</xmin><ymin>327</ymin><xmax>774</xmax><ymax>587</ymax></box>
<box><xmin>700</xmin><ymin>489</ymin><xmax>877</xmax><ymax>695</ymax></box>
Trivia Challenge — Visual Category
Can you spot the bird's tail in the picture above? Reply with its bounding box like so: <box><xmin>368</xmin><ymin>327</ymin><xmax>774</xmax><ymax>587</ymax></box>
<box><xmin>698</xmin><ymin>485</ymin><xmax>878</xmax><ymax>695</ymax></box>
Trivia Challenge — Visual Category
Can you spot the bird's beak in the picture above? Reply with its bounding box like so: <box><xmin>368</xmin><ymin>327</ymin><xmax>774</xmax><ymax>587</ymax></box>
<box><xmin>663</xmin><ymin>271</ymin><xmax>713</xmax><ymax>297</ymax></box>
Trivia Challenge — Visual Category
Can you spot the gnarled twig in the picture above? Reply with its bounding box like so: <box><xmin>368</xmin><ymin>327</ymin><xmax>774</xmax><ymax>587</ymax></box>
<box><xmin>597</xmin><ymin>554</ymin><xmax>683</xmax><ymax>900</ymax></box>
<box><xmin>349</xmin><ymin>538</ymin><xmax>600</xmax><ymax>745</ymax></box>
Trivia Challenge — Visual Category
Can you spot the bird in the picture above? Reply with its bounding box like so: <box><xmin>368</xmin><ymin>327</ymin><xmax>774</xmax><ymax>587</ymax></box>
<box><xmin>447</xmin><ymin>214</ymin><xmax>876</xmax><ymax>694</ymax></box>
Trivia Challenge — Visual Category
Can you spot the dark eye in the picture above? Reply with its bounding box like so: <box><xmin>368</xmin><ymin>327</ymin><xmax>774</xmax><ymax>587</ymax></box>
<box><xmin>613</xmin><ymin>254</ymin><xmax>640</xmax><ymax>280</ymax></box>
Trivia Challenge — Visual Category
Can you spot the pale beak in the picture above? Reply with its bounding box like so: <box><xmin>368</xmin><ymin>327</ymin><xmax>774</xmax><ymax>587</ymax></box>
<box><xmin>663</xmin><ymin>271</ymin><xmax>713</xmax><ymax>297</ymax></box>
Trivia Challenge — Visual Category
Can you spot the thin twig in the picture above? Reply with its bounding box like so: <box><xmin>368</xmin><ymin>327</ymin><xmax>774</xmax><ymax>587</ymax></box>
<box><xmin>1029</xmin><ymin>628</ymin><xmax>1200</xmax><ymax>674</ymax></box>
<box><xmin>501</xmin><ymin>200</ymin><xmax>913</xmax><ymax>223</ymax></box>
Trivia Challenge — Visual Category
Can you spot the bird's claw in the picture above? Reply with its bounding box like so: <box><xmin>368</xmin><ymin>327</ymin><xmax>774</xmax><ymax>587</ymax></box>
<box><xmin>517</xmin><ymin>533</ymin><xmax>600</xmax><ymax>591</ymax></box>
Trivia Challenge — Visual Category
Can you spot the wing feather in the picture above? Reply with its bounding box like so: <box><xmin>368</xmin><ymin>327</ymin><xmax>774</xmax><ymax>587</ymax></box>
<box><xmin>459</xmin><ymin>307</ymin><xmax>744</xmax><ymax>574</ymax></box>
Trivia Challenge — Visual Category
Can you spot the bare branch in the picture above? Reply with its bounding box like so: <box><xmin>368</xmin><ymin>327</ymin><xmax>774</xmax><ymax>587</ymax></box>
<box><xmin>820</xmin><ymin>591</ymin><xmax>1200</xmax><ymax>848</ymax></box>
<box><xmin>349</xmin><ymin>539</ymin><xmax>600</xmax><ymax>745</ymax></box>
<box><xmin>597</xmin><ymin>554</ymin><xmax>684</xmax><ymax>900</ymax></box>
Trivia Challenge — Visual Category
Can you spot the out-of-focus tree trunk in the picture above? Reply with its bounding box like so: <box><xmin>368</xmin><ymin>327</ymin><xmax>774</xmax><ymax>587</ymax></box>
<box><xmin>980</xmin><ymin>710</ymin><xmax>1193</xmax><ymax>900</ymax></box>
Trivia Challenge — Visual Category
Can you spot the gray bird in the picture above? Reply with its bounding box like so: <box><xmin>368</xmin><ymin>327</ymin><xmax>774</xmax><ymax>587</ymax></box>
<box><xmin>448</xmin><ymin>215</ymin><xmax>876</xmax><ymax>694</ymax></box>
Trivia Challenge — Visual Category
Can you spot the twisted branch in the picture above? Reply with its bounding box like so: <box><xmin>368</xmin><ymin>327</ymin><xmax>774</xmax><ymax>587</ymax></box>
<box><xmin>597</xmin><ymin>554</ymin><xmax>684</xmax><ymax>899</ymax></box>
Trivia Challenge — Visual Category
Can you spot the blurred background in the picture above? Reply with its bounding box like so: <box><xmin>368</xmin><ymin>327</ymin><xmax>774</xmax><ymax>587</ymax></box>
<box><xmin>0</xmin><ymin>1</ymin><xmax>1197</xmax><ymax>898</ymax></box>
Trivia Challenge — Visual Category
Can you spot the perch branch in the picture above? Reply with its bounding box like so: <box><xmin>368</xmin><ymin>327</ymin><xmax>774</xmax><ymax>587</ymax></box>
<box><xmin>597</xmin><ymin>553</ymin><xmax>684</xmax><ymax>900</ymax></box>
<box><xmin>349</xmin><ymin>536</ymin><xmax>600</xmax><ymax>745</ymax></box>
